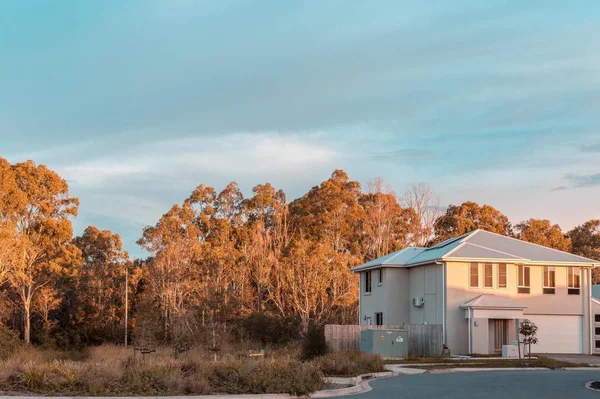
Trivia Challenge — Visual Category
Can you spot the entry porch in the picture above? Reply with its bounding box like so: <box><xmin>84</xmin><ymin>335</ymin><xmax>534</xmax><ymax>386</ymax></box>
<box><xmin>460</xmin><ymin>294</ymin><xmax>527</xmax><ymax>355</ymax></box>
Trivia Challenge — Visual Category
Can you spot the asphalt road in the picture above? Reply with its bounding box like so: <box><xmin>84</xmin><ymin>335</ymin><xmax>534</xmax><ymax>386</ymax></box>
<box><xmin>354</xmin><ymin>370</ymin><xmax>600</xmax><ymax>399</ymax></box>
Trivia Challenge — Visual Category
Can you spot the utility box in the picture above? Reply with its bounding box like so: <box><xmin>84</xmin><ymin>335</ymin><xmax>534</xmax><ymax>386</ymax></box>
<box><xmin>360</xmin><ymin>329</ymin><xmax>408</xmax><ymax>358</ymax></box>
<box><xmin>502</xmin><ymin>344</ymin><xmax>519</xmax><ymax>358</ymax></box>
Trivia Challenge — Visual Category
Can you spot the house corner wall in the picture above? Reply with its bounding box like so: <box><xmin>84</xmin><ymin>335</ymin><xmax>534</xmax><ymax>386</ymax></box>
<box><xmin>385</xmin><ymin>268</ymin><xmax>410</xmax><ymax>325</ymax></box>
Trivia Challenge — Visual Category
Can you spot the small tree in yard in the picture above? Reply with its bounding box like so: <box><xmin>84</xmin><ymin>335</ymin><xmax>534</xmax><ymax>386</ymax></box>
<box><xmin>519</xmin><ymin>319</ymin><xmax>538</xmax><ymax>360</ymax></box>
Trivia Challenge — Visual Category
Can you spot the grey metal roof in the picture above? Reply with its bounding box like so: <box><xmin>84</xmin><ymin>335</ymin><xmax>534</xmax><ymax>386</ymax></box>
<box><xmin>460</xmin><ymin>294</ymin><xmax>528</xmax><ymax>309</ymax></box>
<box><xmin>464</xmin><ymin>230</ymin><xmax>595</xmax><ymax>263</ymax></box>
<box><xmin>449</xmin><ymin>243</ymin><xmax>524</xmax><ymax>260</ymax></box>
<box><xmin>351</xmin><ymin>229</ymin><xmax>599</xmax><ymax>272</ymax></box>
<box><xmin>402</xmin><ymin>231</ymin><xmax>475</xmax><ymax>265</ymax></box>
<box><xmin>352</xmin><ymin>247</ymin><xmax>426</xmax><ymax>271</ymax></box>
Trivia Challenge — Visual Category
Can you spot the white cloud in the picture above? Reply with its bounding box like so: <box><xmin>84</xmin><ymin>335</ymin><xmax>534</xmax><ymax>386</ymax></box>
<box><xmin>57</xmin><ymin>132</ymin><xmax>337</xmax><ymax>188</ymax></box>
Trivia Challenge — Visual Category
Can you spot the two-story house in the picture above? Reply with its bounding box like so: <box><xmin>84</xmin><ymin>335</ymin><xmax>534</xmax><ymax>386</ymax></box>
<box><xmin>352</xmin><ymin>229</ymin><xmax>599</xmax><ymax>355</ymax></box>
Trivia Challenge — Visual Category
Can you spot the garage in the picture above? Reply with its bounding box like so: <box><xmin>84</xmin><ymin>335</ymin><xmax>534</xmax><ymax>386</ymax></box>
<box><xmin>524</xmin><ymin>315</ymin><xmax>583</xmax><ymax>354</ymax></box>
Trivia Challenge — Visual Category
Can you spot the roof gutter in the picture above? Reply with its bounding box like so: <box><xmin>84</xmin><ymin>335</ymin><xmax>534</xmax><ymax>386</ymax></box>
<box><xmin>443</xmin><ymin>257</ymin><xmax>598</xmax><ymax>267</ymax></box>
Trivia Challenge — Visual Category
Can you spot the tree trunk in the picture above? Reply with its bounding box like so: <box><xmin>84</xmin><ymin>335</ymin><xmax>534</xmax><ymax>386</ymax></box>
<box><xmin>24</xmin><ymin>301</ymin><xmax>31</xmax><ymax>344</ymax></box>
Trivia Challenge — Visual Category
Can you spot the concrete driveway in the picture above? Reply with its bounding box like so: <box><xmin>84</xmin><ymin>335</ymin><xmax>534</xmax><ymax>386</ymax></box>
<box><xmin>354</xmin><ymin>370</ymin><xmax>600</xmax><ymax>399</ymax></box>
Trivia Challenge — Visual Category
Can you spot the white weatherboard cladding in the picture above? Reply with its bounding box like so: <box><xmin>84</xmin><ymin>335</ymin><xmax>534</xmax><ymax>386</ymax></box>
<box><xmin>524</xmin><ymin>315</ymin><xmax>583</xmax><ymax>354</ymax></box>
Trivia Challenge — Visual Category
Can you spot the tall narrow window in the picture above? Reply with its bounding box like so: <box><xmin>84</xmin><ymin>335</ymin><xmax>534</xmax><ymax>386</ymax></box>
<box><xmin>568</xmin><ymin>267</ymin><xmax>581</xmax><ymax>295</ymax></box>
<box><xmin>365</xmin><ymin>271</ymin><xmax>372</xmax><ymax>293</ymax></box>
<box><xmin>378</xmin><ymin>269</ymin><xmax>383</xmax><ymax>285</ymax></box>
<box><xmin>498</xmin><ymin>263</ymin><xmax>507</xmax><ymax>288</ymax></box>
<box><xmin>484</xmin><ymin>263</ymin><xmax>493</xmax><ymax>288</ymax></box>
<box><xmin>543</xmin><ymin>266</ymin><xmax>555</xmax><ymax>294</ymax></box>
<box><xmin>469</xmin><ymin>263</ymin><xmax>479</xmax><ymax>288</ymax></box>
<box><xmin>518</xmin><ymin>265</ymin><xmax>530</xmax><ymax>294</ymax></box>
<box><xmin>375</xmin><ymin>312</ymin><xmax>383</xmax><ymax>326</ymax></box>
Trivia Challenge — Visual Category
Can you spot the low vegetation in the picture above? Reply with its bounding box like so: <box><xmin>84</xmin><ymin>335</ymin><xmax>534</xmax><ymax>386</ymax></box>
<box><xmin>315</xmin><ymin>351</ymin><xmax>385</xmax><ymax>377</ymax></box>
<box><xmin>385</xmin><ymin>355</ymin><xmax>587</xmax><ymax>370</ymax></box>
<box><xmin>0</xmin><ymin>344</ymin><xmax>382</xmax><ymax>396</ymax></box>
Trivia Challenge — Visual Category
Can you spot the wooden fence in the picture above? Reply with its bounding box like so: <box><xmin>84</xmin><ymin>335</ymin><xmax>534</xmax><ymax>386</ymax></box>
<box><xmin>325</xmin><ymin>324</ymin><xmax>443</xmax><ymax>357</ymax></box>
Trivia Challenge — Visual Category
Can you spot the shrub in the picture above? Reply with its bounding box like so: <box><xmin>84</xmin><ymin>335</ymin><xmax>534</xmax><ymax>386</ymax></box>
<box><xmin>241</xmin><ymin>313</ymin><xmax>302</xmax><ymax>346</ymax></box>
<box><xmin>209</xmin><ymin>357</ymin><xmax>322</xmax><ymax>396</ymax></box>
<box><xmin>0</xmin><ymin>326</ymin><xmax>21</xmax><ymax>360</ymax></box>
<box><xmin>250</xmin><ymin>358</ymin><xmax>322</xmax><ymax>396</ymax></box>
<box><xmin>315</xmin><ymin>351</ymin><xmax>385</xmax><ymax>377</ymax></box>
<box><xmin>301</xmin><ymin>324</ymin><xmax>327</xmax><ymax>360</ymax></box>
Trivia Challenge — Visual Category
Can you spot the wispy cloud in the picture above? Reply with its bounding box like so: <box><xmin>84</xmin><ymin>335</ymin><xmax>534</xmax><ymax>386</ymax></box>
<box><xmin>550</xmin><ymin>186</ymin><xmax>568</xmax><ymax>192</ymax></box>
<box><xmin>551</xmin><ymin>173</ymin><xmax>600</xmax><ymax>191</ymax></box>
<box><xmin>565</xmin><ymin>173</ymin><xmax>600</xmax><ymax>188</ymax></box>
<box><xmin>581</xmin><ymin>143</ymin><xmax>600</xmax><ymax>153</ymax></box>
<box><xmin>56</xmin><ymin>133</ymin><xmax>337</xmax><ymax>188</ymax></box>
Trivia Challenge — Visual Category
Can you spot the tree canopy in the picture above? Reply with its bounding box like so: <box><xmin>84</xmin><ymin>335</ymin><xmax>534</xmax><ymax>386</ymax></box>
<box><xmin>433</xmin><ymin>201</ymin><xmax>512</xmax><ymax>244</ymax></box>
<box><xmin>0</xmin><ymin>156</ymin><xmax>598</xmax><ymax>347</ymax></box>
<box><xmin>515</xmin><ymin>218</ymin><xmax>571</xmax><ymax>252</ymax></box>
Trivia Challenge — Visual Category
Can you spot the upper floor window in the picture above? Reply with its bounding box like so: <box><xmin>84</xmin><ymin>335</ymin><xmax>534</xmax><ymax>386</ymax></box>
<box><xmin>498</xmin><ymin>263</ymin><xmax>507</xmax><ymax>288</ymax></box>
<box><xmin>378</xmin><ymin>269</ymin><xmax>383</xmax><ymax>285</ymax></box>
<box><xmin>543</xmin><ymin>266</ymin><xmax>555</xmax><ymax>294</ymax></box>
<box><xmin>518</xmin><ymin>265</ymin><xmax>530</xmax><ymax>294</ymax></box>
<box><xmin>365</xmin><ymin>271</ymin><xmax>372</xmax><ymax>293</ymax></box>
<box><xmin>567</xmin><ymin>267</ymin><xmax>580</xmax><ymax>295</ymax></box>
<box><xmin>469</xmin><ymin>263</ymin><xmax>479</xmax><ymax>288</ymax></box>
<box><xmin>484</xmin><ymin>263</ymin><xmax>493</xmax><ymax>288</ymax></box>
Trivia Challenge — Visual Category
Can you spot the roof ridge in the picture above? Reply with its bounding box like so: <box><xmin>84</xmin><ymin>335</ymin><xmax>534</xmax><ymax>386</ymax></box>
<box><xmin>474</xmin><ymin>229</ymin><xmax>599</xmax><ymax>262</ymax></box>
<box><xmin>428</xmin><ymin>230</ymin><xmax>474</xmax><ymax>249</ymax></box>
<box><xmin>382</xmin><ymin>247</ymin><xmax>418</xmax><ymax>264</ymax></box>
<box><xmin>460</xmin><ymin>294</ymin><xmax>483</xmax><ymax>307</ymax></box>
<box><xmin>460</xmin><ymin>242</ymin><xmax>526</xmax><ymax>259</ymax></box>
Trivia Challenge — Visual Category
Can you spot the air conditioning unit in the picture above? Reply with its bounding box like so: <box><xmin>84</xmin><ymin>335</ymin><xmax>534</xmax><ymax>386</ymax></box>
<box><xmin>412</xmin><ymin>297</ymin><xmax>425</xmax><ymax>307</ymax></box>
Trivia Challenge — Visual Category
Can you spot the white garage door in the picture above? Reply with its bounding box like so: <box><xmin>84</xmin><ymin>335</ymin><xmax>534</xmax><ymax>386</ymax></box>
<box><xmin>524</xmin><ymin>315</ymin><xmax>583</xmax><ymax>354</ymax></box>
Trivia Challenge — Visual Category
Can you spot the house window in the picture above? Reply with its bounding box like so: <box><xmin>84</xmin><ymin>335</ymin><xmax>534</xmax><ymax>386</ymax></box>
<box><xmin>567</xmin><ymin>267</ymin><xmax>581</xmax><ymax>295</ymax></box>
<box><xmin>595</xmin><ymin>314</ymin><xmax>600</xmax><ymax>323</ymax></box>
<box><xmin>498</xmin><ymin>263</ymin><xmax>507</xmax><ymax>288</ymax></box>
<box><xmin>378</xmin><ymin>269</ymin><xmax>383</xmax><ymax>285</ymax></box>
<box><xmin>518</xmin><ymin>265</ymin><xmax>530</xmax><ymax>294</ymax></box>
<box><xmin>470</xmin><ymin>263</ymin><xmax>479</xmax><ymax>288</ymax></box>
<box><xmin>595</xmin><ymin>327</ymin><xmax>600</xmax><ymax>335</ymax></box>
<box><xmin>375</xmin><ymin>312</ymin><xmax>383</xmax><ymax>326</ymax></box>
<box><xmin>484</xmin><ymin>263</ymin><xmax>493</xmax><ymax>288</ymax></box>
<box><xmin>543</xmin><ymin>266</ymin><xmax>556</xmax><ymax>294</ymax></box>
<box><xmin>596</xmin><ymin>340</ymin><xmax>600</xmax><ymax>350</ymax></box>
<box><xmin>365</xmin><ymin>271</ymin><xmax>372</xmax><ymax>293</ymax></box>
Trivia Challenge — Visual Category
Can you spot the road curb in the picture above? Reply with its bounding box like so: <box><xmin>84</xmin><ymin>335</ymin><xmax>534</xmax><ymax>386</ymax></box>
<box><xmin>427</xmin><ymin>367</ymin><xmax>551</xmax><ymax>374</ymax></box>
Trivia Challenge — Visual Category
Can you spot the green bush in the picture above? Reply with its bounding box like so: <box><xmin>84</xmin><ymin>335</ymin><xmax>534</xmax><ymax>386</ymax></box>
<box><xmin>301</xmin><ymin>324</ymin><xmax>327</xmax><ymax>360</ymax></box>
<box><xmin>315</xmin><ymin>351</ymin><xmax>385</xmax><ymax>377</ymax></box>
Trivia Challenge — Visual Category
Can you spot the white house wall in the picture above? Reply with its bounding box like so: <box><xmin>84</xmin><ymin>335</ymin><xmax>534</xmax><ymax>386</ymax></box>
<box><xmin>445</xmin><ymin>261</ymin><xmax>591</xmax><ymax>355</ymax></box>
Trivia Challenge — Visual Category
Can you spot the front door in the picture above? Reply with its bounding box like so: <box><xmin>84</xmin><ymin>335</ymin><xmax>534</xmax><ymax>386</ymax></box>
<box><xmin>494</xmin><ymin>319</ymin><xmax>508</xmax><ymax>352</ymax></box>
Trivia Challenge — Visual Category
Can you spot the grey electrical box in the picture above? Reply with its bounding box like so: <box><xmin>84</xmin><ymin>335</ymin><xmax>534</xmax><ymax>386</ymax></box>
<box><xmin>360</xmin><ymin>329</ymin><xmax>408</xmax><ymax>358</ymax></box>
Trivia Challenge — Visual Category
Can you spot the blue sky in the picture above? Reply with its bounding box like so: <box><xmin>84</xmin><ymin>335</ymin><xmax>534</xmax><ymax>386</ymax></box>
<box><xmin>2</xmin><ymin>1</ymin><xmax>599</xmax><ymax>257</ymax></box>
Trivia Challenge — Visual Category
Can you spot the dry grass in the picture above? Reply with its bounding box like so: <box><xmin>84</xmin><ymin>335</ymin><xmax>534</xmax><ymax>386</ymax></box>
<box><xmin>315</xmin><ymin>351</ymin><xmax>385</xmax><ymax>377</ymax></box>
<box><xmin>398</xmin><ymin>356</ymin><xmax>588</xmax><ymax>370</ymax></box>
<box><xmin>0</xmin><ymin>345</ymin><xmax>324</xmax><ymax>396</ymax></box>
